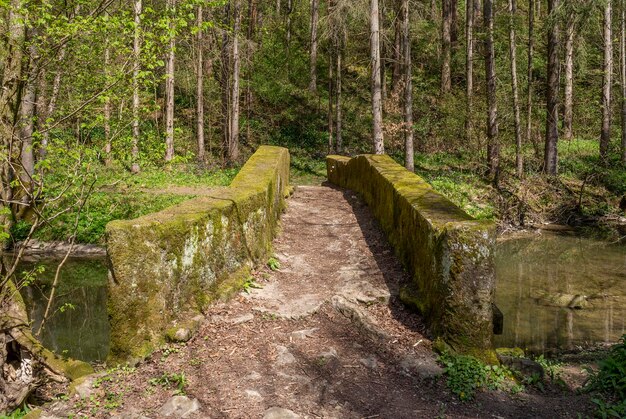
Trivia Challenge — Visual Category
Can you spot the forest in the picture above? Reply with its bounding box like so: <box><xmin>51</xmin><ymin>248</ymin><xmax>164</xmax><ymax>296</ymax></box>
<box><xmin>1</xmin><ymin>0</ymin><xmax>626</xmax><ymax>416</ymax></box>
<box><xmin>1</xmin><ymin>0</ymin><xmax>626</xmax><ymax>242</ymax></box>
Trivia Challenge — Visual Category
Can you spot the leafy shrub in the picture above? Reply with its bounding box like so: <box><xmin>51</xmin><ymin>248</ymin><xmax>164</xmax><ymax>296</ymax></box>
<box><xmin>438</xmin><ymin>352</ymin><xmax>509</xmax><ymax>400</ymax></box>
<box><xmin>584</xmin><ymin>334</ymin><xmax>626</xmax><ymax>418</ymax></box>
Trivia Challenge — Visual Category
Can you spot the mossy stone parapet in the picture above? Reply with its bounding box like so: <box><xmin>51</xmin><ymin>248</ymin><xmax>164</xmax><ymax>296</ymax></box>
<box><xmin>327</xmin><ymin>154</ymin><xmax>496</xmax><ymax>353</ymax></box>
<box><xmin>106</xmin><ymin>146</ymin><xmax>290</xmax><ymax>363</ymax></box>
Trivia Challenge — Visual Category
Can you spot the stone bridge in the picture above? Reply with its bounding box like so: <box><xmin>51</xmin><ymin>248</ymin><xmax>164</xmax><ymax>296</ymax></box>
<box><xmin>106</xmin><ymin>146</ymin><xmax>497</xmax><ymax>363</ymax></box>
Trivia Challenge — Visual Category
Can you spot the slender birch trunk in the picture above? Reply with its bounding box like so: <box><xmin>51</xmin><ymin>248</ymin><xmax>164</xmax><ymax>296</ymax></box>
<box><xmin>621</xmin><ymin>0</ymin><xmax>626</xmax><ymax>163</ymax></box>
<box><xmin>526</xmin><ymin>0</ymin><xmax>535</xmax><ymax>155</ymax></box>
<box><xmin>484</xmin><ymin>0</ymin><xmax>499</xmax><ymax>180</ymax></box>
<box><xmin>131</xmin><ymin>0</ymin><xmax>142</xmax><ymax>174</ymax></box>
<box><xmin>563</xmin><ymin>15</ymin><xmax>575</xmax><ymax>141</ymax></box>
<box><xmin>196</xmin><ymin>5</ymin><xmax>205</xmax><ymax>162</ymax></box>
<box><xmin>164</xmin><ymin>0</ymin><xmax>176</xmax><ymax>162</ymax></box>
<box><xmin>229</xmin><ymin>0</ymin><xmax>241</xmax><ymax>161</ymax></box>
<box><xmin>402</xmin><ymin>0</ymin><xmax>413</xmax><ymax>171</ymax></box>
<box><xmin>371</xmin><ymin>0</ymin><xmax>385</xmax><ymax>154</ymax></box>
<box><xmin>336</xmin><ymin>40</ymin><xmax>343</xmax><ymax>152</ymax></box>
<box><xmin>465</xmin><ymin>0</ymin><xmax>474</xmax><ymax>143</ymax></box>
<box><xmin>544</xmin><ymin>0</ymin><xmax>560</xmax><ymax>175</ymax></box>
<box><xmin>600</xmin><ymin>0</ymin><xmax>612</xmax><ymax>162</ymax></box>
<box><xmin>309</xmin><ymin>0</ymin><xmax>319</xmax><ymax>93</ymax></box>
<box><xmin>508</xmin><ymin>0</ymin><xmax>522</xmax><ymax>178</ymax></box>
<box><xmin>104</xmin><ymin>43</ymin><xmax>112</xmax><ymax>166</ymax></box>
<box><xmin>441</xmin><ymin>0</ymin><xmax>452</xmax><ymax>93</ymax></box>
<box><xmin>20</xmin><ymin>35</ymin><xmax>37</xmax><ymax>188</ymax></box>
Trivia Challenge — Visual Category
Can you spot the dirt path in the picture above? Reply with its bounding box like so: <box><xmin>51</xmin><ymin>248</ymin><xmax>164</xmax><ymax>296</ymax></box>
<box><xmin>37</xmin><ymin>186</ymin><xmax>592</xmax><ymax>419</ymax></box>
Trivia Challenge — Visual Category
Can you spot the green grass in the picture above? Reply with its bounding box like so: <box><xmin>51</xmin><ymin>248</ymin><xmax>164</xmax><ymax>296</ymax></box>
<box><xmin>290</xmin><ymin>154</ymin><xmax>327</xmax><ymax>185</ymax></box>
<box><xmin>412</xmin><ymin>152</ymin><xmax>496</xmax><ymax>220</ymax></box>
<box><xmin>28</xmin><ymin>164</ymin><xmax>240</xmax><ymax>245</ymax></box>
<box><xmin>95</xmin><ymin>164</ymin><xmax>239</xmax><ymax>190</ymax></box>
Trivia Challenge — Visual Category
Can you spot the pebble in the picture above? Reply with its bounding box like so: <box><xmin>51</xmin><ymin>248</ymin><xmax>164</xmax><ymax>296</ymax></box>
<box><xmin>263</xmin><ymin>407</ymin><xmax>301</xmax><ymax>419</ymax></box>
<box><xmin>157</xmin><ymin>395</ymin><xmax>201</xmax><ymax>418</ymax></box>
<box><xmin>275</xmin><ymin>345</ymin><xmax>296</xmax><ymax>365</ymax></box>
<box><xmin>290</xmin><ymin>328</ymin><xmax>318</xmax><ymax>340</ymax></box>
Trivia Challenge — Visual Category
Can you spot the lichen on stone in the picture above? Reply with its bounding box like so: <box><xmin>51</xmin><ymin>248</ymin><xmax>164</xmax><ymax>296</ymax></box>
<box><xmin>327</xmin><ymin>154</ymin><xmax>496</xmax><ymax>354</ymax></box>
<box><xmin>105</xmin><ymin>146</ymin><xmax>290</xmax><ymax>362</ymax></box>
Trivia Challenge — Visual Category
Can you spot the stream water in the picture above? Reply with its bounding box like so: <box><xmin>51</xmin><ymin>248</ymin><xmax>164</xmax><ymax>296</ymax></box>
<box><xmin>494</xmin><ymin>231</ymin><xmax>626</xmax><ymax>353</ymax></box>
<box><xmin>14</xmin><ymin>231</ymin><xmax>626</xmax><ymax>362</ymax></box>
<box><xmin>17</xmin><ymin>257</ymin><xmax>110</xmax><ymax>363</ymax></box>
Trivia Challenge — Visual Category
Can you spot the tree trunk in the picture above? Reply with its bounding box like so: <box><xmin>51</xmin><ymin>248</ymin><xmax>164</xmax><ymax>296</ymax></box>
<box><xmin>328</xmin><ymin>0</ymin><xmax>336</xmax><ymax>153</ymax></box>
<box><xmin>621</xmin><ymin>0</ymin><xmax>626</xmax><ymax>163</ymax></box>
<box><xmin>484</xmin><ymin>0</ymin><xmax>499</xmax><ymax>181</ymax></box>
<box><xmin>544</xmin><ymin>0</ymin><xmax>560</xmax><ymax>176</ymax></box>
<box><xmin>131</xmin><ymin>0</ymin><xmax>142</xmax><ymax>174</ymax></box>
<box><xmin>286</xmin><ymin>0</ymin><xmax>292</xmax><ymax>54</ymax></box>
<box><xmin>441</xmin><ymin>0</ymin><xmax>452</xmax><ymax>93</ymax></box>
<box><xmin>229</xmin><ymin>0</ymin><xmax>241</xmax><ymax>162</ymax></box>
<box><xmin>221</xmin><ymin>4</ymin><xmax>232</xmax><ymax>160</ymax></box>
<box><xmin>164</xmin><ymin>0</ymin><xmax>176</xmax><ymax>163</ymax></box>
<box><xmin>508</xmin><ymin>0</ymin><xmax>522</xmax><ymax>178</ymax></box>
<box><xmin>600</xmin><ymin>0</ymin><xmax>612</xmax><ymax>162</ymax></box>
<box><xmin>40</xmin><ymin>45</ymin><xmax>66</xmax><ymax>160</ymax></box>
<box><xmin>526</xmin><ymin>0</ymin><xmax>536</xmax><ymax>156</ymax></box>
<box><xmin>104</xmin><ymin>43</ymin><xmax>112</xmax><ymax>166</ymax></box>
<box><xmin>328</xmin><ymin>50</ymin><xmax>334</xmax><ymax>153</ymax></box>
<box><xmin>0</xmin><ymin>0</ymin><xmax>25</xmax><ymax>240</ymax></box>
<box><xmin>465</xmin><ymin>0</ymin><xmax>474</xmax><ymax>144</ymax></box>
<box><xmin>402</xmin><ymin>0</ymin><xmax>413</xmax><ymax>171</ymax></box>
<box><xmin>391</xmin><ymin>0</ymin><xmax>402</xmax><ymax>95</ymax></box>
<box><xmin>336</xmin><ymin>37</ymin><xmax>343</xmax><ymax>153</ymax></box>
<box><xmin>196</xmin><ymin>5</ymin><xmax>205</xmax><ymax>163</ymax></box>
<box><xmin>563</xmin><ymin>15</ymin><xmax>575</xmax><ymax>141</ymax></box>
<box><xmin>451</xmin><ymin>0</ymin><xmax>458</xmax><ymax>46</ymax></box>
<box><xmin>20</xmin><ymin>35</ymin><xmax>37</xmax><ymax>191</ymax></box>
<box><xmin>371</xmin><ymin>0</ymin><xmax>385</xmax><ymax>154</ymax></box>
<box><xmin>309</xmin><ymin>0</ymin><xmax>319</xmax><ymax>93</ymax></box>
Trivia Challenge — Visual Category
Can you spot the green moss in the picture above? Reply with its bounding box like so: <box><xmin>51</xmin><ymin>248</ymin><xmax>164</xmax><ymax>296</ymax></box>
<box><xmin>105</xmin><ymin>146</ymin><xmax>290</xmax><ymax>362</ymax></box>
<box><xmin>496</xmin><ymin>347</ymin><xmax>525</xmax><ymax>358</ymax></box>
<box><xmin>327</xmin><ymin>154</ymin><xmax>496</xmax><ymax>354</ymax></box>
<box><xmin>23</xmin><ymin>409</ymin><xmax>43</xmax><ymax>419</ymax></box>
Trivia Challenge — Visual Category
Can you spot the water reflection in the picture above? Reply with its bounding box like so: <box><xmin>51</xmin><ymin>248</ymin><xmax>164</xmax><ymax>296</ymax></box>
<box><xmin>495</xmin><ymin>231</ymin><xmax>626</xmax><ymax>353</ymax></box>
<box><xmin>17</xmin><ymin>257</ymin><xmax>110</xmax><ymax>363</ymax></box>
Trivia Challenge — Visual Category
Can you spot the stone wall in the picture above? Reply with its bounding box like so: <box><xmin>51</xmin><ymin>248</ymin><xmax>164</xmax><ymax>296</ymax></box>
<box><xmin>106</xmin><ymin>146</ymin><xmax>290</xmax><ymax>362</ymax></box>
<box><xmin>327</xmin><ymin>154</ymin><xmax>496</xmax><ymax>354</ymax></box>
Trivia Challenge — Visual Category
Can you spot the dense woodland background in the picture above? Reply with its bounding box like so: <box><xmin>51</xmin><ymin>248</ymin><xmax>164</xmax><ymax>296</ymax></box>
<box><xmin>2</xmin><ymin>0</ymin><xmax>626</xmax><ymax>414</ymax></box>
<box><xmin>1</xmin><ymin>0</ymin><xmax>626</xmax><ymax>245</ymax></box>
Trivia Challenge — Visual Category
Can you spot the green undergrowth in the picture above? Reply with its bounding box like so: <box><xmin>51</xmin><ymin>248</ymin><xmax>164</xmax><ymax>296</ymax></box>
<box><xmin>411</xmin><ymin>152</ymin><xmax>496</xmax><ymax>220</ymax></box>
<box><xmin>438</xmin><ymin>351</ymin><xmax>515</xmax><ymax>401</ymax></box>
<box><xmin>290</xmin><ymin>153</ymin><xmax>327</xmax><ymax>185</ymax></box>
<box><xmin>96</xmin><ymin>164</ymin><xmax>239</xmax><ymax>190</ymax></box>
<box><xmin>17</xmin><ymin>164</ymin><xmax>240</xmax><ymax>245</ymax></box>
<box><xmin>583</xmin><ymin>334</ymin><xmax>626</xmax><ymax>418</ymax></box>
<box><xmin>35</xmin><ymin>192</ymin><xmax>193</xmax><ymax>244</ymax></box>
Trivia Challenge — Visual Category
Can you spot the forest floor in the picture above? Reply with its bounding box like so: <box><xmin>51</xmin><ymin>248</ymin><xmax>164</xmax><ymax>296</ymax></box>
<box><xmin>32</xmin><ymin>186</ymin><xmax>595</xmax><ymax>419</ymax></box>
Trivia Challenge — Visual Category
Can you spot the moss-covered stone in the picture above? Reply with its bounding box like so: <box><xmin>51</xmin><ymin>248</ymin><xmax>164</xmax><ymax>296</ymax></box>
<box><xmin>106</xmin><ymin>146</ymin><xmax>290</xmax><ymax>363</ymax></box>
<box><xmin>327</xmin><ymin>154</ymin><xmax>496</xmax><ymax>353</ymax></box>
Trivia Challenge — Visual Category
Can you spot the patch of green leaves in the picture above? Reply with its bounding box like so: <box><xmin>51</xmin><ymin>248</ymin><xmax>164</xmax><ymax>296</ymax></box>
<box><xmin>267</xmin><ymin>257</ymin><xmax>281</xmax><ymax>271</ymax></box>
<box><xmin>1</xmin><ymin>406</ymin><xmax>31</xmax><ymax>419</ymax></box>
<box><xmin>149</xmin><ymin>372</ymin><xmax>188</xmax><ymax>395</ymax></box>
<box><xmin>438</xmin><ymin>352</ymin><xmax>510</xmax><ymax>401</ymax></box>
<box><xmin>242</xmin><ymin>277</ymin><xmax>263</xmax><ymax>294</ymax></box>
<box><xmin>584</xmin><ymin>334</ymin><xmax>626</xmax><ymax>418</ymax></box>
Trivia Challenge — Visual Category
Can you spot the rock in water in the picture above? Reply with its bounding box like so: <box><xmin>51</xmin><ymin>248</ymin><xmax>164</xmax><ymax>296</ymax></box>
<box><xmin>158</xmin><ymin>396</ymin><xmax>201</xmax><ymax>417</ymax></box>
